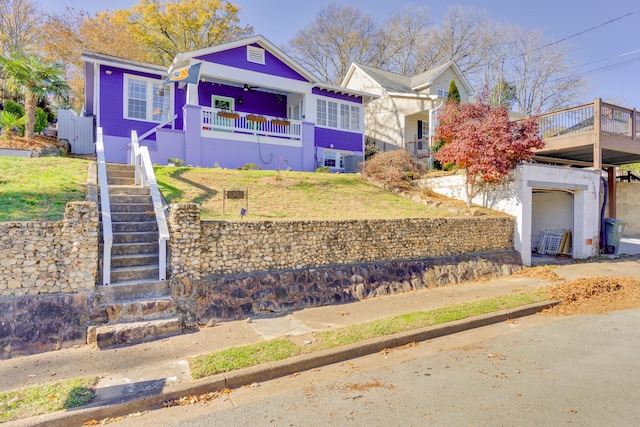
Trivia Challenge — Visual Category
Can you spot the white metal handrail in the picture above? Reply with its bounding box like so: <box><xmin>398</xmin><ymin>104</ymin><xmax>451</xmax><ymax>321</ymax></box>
<box><xmin>96</xmin><ymin>127</ymin><xmax>113</xmax><ymax>285</ymax></box>
<box><xmin>129</xmin><ymin>131</ymin><xmax>169</xmax><ymax>280</ymax></box>
<box><xmin>138</xmin><ymin>113</ymin><xmax>178</xmax><ymax>141</ymax></box>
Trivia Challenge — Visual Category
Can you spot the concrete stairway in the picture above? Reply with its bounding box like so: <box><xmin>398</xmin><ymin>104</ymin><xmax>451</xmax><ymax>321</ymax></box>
<box><xmin>88</xmin><ymin>280</ymin><xmax>181</xmax><ymax>349</ymax></box>
<box><xmin>92</xmin><ymin>163</ymin><xmax>180</xmax><ymax>349</ymax></box>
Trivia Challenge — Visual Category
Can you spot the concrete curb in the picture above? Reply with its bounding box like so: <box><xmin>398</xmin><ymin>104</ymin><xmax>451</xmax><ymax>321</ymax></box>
<box><xmin>8</xmin><ymin>300</ymin><xmax>560</xmax><ymax>427</ymax></box>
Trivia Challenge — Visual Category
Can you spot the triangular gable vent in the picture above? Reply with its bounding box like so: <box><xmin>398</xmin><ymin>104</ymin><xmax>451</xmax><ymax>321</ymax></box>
<box><xmin>247</xmin><ymin>46</ymin><xmax>265</xmax><ymax>65</ymax></box>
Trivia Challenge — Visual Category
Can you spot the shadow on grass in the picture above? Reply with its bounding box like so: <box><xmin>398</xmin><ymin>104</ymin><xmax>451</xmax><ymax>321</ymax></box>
<box><xmin>63</xmin><ymin>386</ymin><xmax>96</xmax><ymax>409</ymax></box>
<box><xmin>164</xmin><ymin>167</ymin><xmax>218</xmax><ymax>205</ymax></box>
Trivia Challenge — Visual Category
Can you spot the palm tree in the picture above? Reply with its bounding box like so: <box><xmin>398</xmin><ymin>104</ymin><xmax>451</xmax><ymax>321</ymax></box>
<box><xmin>0</xmin><ymin>51</ymin><xmax>68</xmax><ymax>140</ymax></box>
<box><xmin>0</xmin><ymin>110</ymin><xmax>28</xmax><ymax>140</ymax></box>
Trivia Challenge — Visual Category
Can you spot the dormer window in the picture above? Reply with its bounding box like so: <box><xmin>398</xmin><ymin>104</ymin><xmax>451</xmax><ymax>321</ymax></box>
<box><xmin>247</xmin><ymin>46</ymin><xmax>265</xmax><ymax>65</ymax></box>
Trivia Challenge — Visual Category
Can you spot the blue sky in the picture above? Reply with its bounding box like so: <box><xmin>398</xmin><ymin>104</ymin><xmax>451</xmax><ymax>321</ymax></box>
<box><xmin>46</xmin><ymin>0</ymin><xmax>640</xmax><ymax>109</ymax></box>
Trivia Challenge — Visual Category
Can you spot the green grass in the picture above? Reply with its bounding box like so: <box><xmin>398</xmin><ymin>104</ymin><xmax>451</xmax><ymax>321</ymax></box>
<box><xmin>191</xmin><ymin>339</ymin><xmax>300</xmax><ymax>379</ymax></box>
<box><xmin>189</xmin><ymin>291</ymin><xmax>546</xmax><ymax>379</ymax></box>
<box><xmin>153</xmin><ymin>166</ymin><xmax>472</xmax><ymax>221</ymax></box>
<box><xmin>0</xmin><ymin>157</ymin><xmax>89</xmax><ymax>221</ymax></box>
<box><xmin>0</xmin><ymin>376</ymin><xmax>98</xmax><ymax>423</ymax></box>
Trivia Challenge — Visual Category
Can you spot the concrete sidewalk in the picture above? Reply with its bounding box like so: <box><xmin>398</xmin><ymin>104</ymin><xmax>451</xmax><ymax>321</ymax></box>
<box><xmin>3</xmin><ymin>256</ymin><xmax>640</xmax><ymax>427</ymax></box>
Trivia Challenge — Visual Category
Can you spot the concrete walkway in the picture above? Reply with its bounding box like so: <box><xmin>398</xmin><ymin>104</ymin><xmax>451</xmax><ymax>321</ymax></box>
<box><xmin>3</xmin><ymin>256</ymin><xmax>639</xmax><ymax>427</ymax></box>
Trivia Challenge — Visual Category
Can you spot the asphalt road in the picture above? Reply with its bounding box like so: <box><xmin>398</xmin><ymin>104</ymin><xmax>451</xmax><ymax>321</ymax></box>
<box><xmin>107</xmin><ymin>308</ymin><xmax>640</xmax><ymax>427</ymax></box>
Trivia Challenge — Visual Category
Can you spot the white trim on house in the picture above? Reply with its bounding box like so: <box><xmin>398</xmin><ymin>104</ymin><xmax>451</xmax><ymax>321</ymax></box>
<box><xmin>123</xmin><ymin>73</ymin><xmax>174</xmax><ymax>123</ymax></box>
<box><xmin>81</xmin><ymin>51</ymin><xmax>167</xmax><ymax>75</ymax></box>
<box><xmin>315</xmin><ymin>97</ymin><xmax>363</xmax><ymax>134</ymax></box>
<box><xmin>169</xmin><ymin>35</ymin><xmax>318</xmax><ymax>83</ymax></box>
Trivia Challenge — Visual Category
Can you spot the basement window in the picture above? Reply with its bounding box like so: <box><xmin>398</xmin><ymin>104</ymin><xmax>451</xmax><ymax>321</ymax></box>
<box><xmin>247</xmin><ymin>46</ymin><xmax>265</xmax><ymax>65</ymax></box>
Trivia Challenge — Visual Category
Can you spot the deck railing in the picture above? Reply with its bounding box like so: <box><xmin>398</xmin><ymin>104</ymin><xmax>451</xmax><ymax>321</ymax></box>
<box><xmin>130</xmin><ymin>131</ymin><xmax>169</xmax><ymax>281</ymax></box>
<box><xmin>201</xmin><ymin>107</ymin><xmax>302</xmax><ymax>140</ymax></box>
<box><xmin>95</xmin><ymin>128</ymin><xmax>113</xmax><ymax>285</ymax></box>
<box><xmin>536</xmin><ymin>99</ymin><xmax>638</xmax><ymax>141</ymax></box>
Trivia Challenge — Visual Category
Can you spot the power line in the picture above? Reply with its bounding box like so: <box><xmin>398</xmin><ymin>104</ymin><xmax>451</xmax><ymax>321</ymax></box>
<box><xmin>513</xmin><ymin>9</ymin><xmax>639</xmax><ymax>59</ymax></box>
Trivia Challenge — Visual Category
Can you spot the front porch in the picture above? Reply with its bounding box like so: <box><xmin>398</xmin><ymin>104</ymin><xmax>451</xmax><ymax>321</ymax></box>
<box><xmin>201</xmin><ymin>107</ymin><xmax>303</xmax><ymax>146</ymax></box>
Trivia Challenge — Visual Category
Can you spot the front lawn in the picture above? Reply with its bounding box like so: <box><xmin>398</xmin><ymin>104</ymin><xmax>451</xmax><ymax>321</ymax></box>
<box><xmin>0</xmin><ymin>157</ymin><xmax>89</xmax><ymax>221</ymax></box>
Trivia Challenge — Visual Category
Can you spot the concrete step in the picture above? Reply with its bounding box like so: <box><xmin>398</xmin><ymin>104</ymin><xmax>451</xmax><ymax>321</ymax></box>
<box><xmin>112</xmin><ymin>221</ymin><xmax>158</xmax><ymax>233</ymax></box>
<box><xmin>111</xmin><ymin>265</ymin><xmax>159</xmax><ymax>282</ymax></box>
<box><xmin>106</xmin><ymin>163</ymin><xmax>135</xmax><ymax>172</ymax></box>
<box><xmin>110</xmin><ymin>241</ymin><xmax>159</xmax><ymax>256</ymax></box>
<box><xmin>108</xmin><ymin>185</ymin><xmax>151</xmax><ymax>196</ymax></box>
<box><xmin>110</xmin><ymin>193</ymin><xmax>152</xmax><ymax>204</ymax></box>
<box><xmin>111</xmin><ymin>253</ymin><xmax>159</xmax><ymax>268</ymax></box>
<box><xmin>110</xmin><ymin>211</ymin><xmax>157</xmax><ymax>223</ymax></box>
<box><xmin>88</xmin><ymin>317</ymin><xmax>182</xmax><ymax>349</ymax></box>
<box><xmin>95</xmin><ymin>280</ymin><xmax>171</xmax><ymax>302</ymax></box>
<box><xmin>104</xmin><ymin>297</ymin><xmax>176</xmax><ymax>323</ymax></box>
<box><xmin>113</xmin><ymin>231</ymin><xmax>158</xmax><ymax>244</ymax></box>
<box><xmin>107</xmin><ymin>176</ymin><xmax>135</xmax><ymax>186</ymax></box>
<box><xmin>109</xmin><ymin>202</ymin><xmax>154</xmax><ymax>213</ymax></box>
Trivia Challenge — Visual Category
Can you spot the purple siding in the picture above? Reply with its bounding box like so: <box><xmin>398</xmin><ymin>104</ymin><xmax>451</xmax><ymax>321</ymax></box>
<box><xmin>196</xmin><ymin>44</ymin><xmax>308</xmax><ymax>82</ymax></box>
<box><xmin>314</xmin><ymin>127</ymin><xmax>363</xmax><ymax>152</ymax></box>
<box><xmin>99</xmin><ymin>65</ymin><xmax>166</xmax><ymax>140</ymax></box>
<box><xmin>197</xmin><ymin>81</ymin><xmax>287</xmax><ymax>117</ymax></box>
<box><xmin>312</xmin><ymin>88</ymin><xmax>362</xmax><ymax>103</ymax></box>
<box><xmin>200</xmin><ymin>137</ymin><xmax>306</xmax><ymax>171</ymax></box>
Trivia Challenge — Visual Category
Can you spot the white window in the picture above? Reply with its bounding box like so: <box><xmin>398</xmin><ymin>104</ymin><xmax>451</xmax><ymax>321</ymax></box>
<box><xmin>350</xmin><ymin>105</ymin><xmax>360</xmax><ymax>130</ymax></box>
<box><xmin>125</xmin><ymin>74</ymin><xmax>172</xmax><ymax>122</ymax></box>
<box><xmin>247</xmin><ymin>46</ymin><xmax>265</xmax><ymax>65</ymax></box>
<box><xmin>317</xmin><ymin>97</ymin><xmax>360</xmax><ymax>131</ymax></box>
<box><xmin>317</xmin><ymin>99</ymin><xmax>327</xmax><ymax>126</ymax></box>
<box><xmin>327</xmin><ymin>101</ymin><xmax>338</xmax><ymax>128</ymax></box>
<box><xmin>340</xmin><ymin>104</ymin><xmax>350</xmax><ymax>129</ymax></box>
<box><xmin>212</xmin><ymin>95</ymin><xmax>234</xmax><ymax>111</ymax></box>
<box><xmin>323</xmin><ymin>150</ymin><xmax>344</xmax><ymax>168</ymax></box>
<box><xmin>437</xmin><ymin>89</ymin><xmax>449</xmax><ymax>97</ymax></box>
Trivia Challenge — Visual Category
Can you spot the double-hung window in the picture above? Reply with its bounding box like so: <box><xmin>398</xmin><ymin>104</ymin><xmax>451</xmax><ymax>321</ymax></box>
<box><xmin>125</xmin><ymin>74</ymin><xmax>172</xmax><ymax>122</ymax></box>
<box><xmin>323</xmin><ymin>150</ymin><xmax>344</xmax><ymax>168</ymax></box>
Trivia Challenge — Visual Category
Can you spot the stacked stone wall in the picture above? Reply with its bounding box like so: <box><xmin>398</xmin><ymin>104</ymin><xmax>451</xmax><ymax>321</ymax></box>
<box><xmin>168</xmin><ymin>204</ymin><xmax>518</xmax><ymax>323</ymax></box>
<box><xmin>0</xmin><ymin>202</ymin><xmax>99</xmax><ymax>296</ymax></box>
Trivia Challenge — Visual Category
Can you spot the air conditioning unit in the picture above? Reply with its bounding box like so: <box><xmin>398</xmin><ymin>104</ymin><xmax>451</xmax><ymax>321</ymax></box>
<box><xmin>343</xmin><ymin>155</ymin><xmax>364</xmax><ymax>173</ymax></box>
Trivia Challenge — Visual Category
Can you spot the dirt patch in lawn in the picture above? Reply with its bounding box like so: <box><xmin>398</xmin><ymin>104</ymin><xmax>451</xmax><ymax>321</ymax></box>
<box><xmin>544</xmin><ymin>277</ymin><xmax>640</xmax><ymax>315</ymax></box>
<box><xmin>0</xmin><ymin>135</ymin><xmax>64</xmax><ymax>151</ymax></box>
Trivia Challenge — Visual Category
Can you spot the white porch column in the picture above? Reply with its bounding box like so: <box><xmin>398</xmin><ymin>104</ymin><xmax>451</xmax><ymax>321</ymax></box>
<box><xmin>186</xmin><ymin>82</ymin><xmax>199</xmax><ymax>105</ymax></box>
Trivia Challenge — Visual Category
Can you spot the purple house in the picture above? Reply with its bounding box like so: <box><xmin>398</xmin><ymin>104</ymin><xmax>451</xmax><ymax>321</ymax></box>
<box><xmin>81</xmin><ymin>36</ymin><xmax>376</xmax><ymax>171</ymax></box>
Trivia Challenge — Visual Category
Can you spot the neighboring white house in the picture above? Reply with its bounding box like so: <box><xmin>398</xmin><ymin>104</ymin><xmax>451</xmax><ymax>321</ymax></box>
<box><xmin>421</xmin><ymin>164</ymin><xmax>602</xmax><ymax>266</ymax></box>
<box><xmin>341</xmin><ymin>61</ymin><xmax>473</xmax><ymax>159</ymax></box>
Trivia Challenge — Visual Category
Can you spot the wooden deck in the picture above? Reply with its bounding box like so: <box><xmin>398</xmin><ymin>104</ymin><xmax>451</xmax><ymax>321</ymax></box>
<box><xmin>534</xmin><ymin>98</ymin><xmax>640</xmax><ymax>168</ymax></box>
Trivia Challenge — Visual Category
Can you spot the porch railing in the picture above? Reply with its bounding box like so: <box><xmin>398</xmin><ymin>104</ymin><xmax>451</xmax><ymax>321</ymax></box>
<box><xmin>201</xmin><ymin>107</ymin><xmax>302</xmax><ymax>140</ymax></box>
<box><xmin>129</xmin><ymin>130</ymin><xmax>169</xmax><ymax>281</ymax></box>
<box><xmin>536</xmin><ymin>99</ymin><xmax>638</xmax><ymax>141</ymax></box>
<box><xmin>95</xmin><ymin>128</ymin><xmax>113</xmax><ymax>285</ymax></box>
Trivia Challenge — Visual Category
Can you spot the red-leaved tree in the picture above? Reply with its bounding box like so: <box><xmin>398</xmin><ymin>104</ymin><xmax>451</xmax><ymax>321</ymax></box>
<box><xmin>434</xmin><ymin>96</ymin><xmax>544</xmax><ymax>206</ymax></box>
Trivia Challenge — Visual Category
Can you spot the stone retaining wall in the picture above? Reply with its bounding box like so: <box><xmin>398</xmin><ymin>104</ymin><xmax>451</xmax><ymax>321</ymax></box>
<box><xmin>0</xmin><ymin>202</ymin><xmax>99</xmax><ymax>296</ymax></box>
<box><xmin>172</xmin><ymin>251</ymin><xmax>522</xmax><ymax>323</ymax></box>
<box><xmin>167</xmin><ymin>203</ymin><xmax>519</xmax><ymax>323</ymax></box>
<box><xmin>168</xmin><ymin>204</ymin><xmax>515</xmax><ymax>281</ymax></box>
<box><xmin>0</xmin><ymin>293</ymin><xmax>90</xmax><ymax>359</ymax></box>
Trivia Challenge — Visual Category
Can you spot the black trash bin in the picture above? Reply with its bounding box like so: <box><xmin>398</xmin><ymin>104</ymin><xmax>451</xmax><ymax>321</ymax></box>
<box><xmin>604</xmin><ymin>218</ymin><xmax>626</xmax><ymax>254</ymax></box>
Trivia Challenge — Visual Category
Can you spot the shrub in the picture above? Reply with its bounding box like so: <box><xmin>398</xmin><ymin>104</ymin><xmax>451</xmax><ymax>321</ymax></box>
<box><xmin>362</xmin><ymin>150</ymin><xmax>422</xmax><ymax>187</ymax></box>
<box><xmin>316</xmin><ymin>166</ymin><xmax>331</xmax><ymax>173</ymax></box>
<box><xmin>3</xmin><ymin>100</ymin><xmax>25</xmax><ymax>136</ymax></box>
<box><xmin>34</xmin><ymin>107</ymin><xmax>48</xmax><ymax>133</ymax></box>
<box><xmin>237</xmin><ymin>163</ymin><xmax>260</xmax><ymax>170</ymax></box>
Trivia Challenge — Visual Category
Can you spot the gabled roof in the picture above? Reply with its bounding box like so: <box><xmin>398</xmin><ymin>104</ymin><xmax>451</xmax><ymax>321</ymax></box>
<box><xmin>80</xmin><ymin>51</ymin><xmax>166</xmax><ymax>75</ymax></box>
<box><xmin>168</xmin><ymin>35</ymin><xmax>319</xmax><ymax>83</ymax></box>
<box><xmin>343</xmin><ymin>61</ymin><xmax>473</xmax><ymax>97</ymax></box>
<box><xmin>347</xmin><ymin>64</ymin><xmax>413</xmax><ymax>92</ymax></box>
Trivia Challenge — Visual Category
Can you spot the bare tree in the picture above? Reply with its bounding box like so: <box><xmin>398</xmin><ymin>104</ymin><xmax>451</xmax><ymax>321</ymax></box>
<box><xmin>423</xmin><ymin>6</ymin><xmax>494</xmax><ymax>76</ymax></box>
<box><xmin>287</xmin><ymin>3</ymin><xmax>382</xmax><ymax>84</ymax></box>
<box><xmin>0</xmin><ymin>0</ymin><xmax>42</xmax><ymax>54</ymax></box>
<box><xmin>506</xmin><ymin>29</ymin><xmax>588</xmax><ymax>114</ymax></box>
<box><xmin>377</xmin><ymin>6</ymin><xmax>433</xmax><ymax>76</ymax></box>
